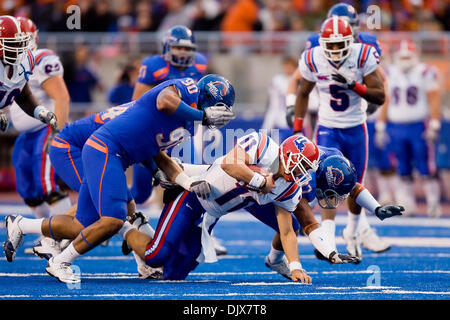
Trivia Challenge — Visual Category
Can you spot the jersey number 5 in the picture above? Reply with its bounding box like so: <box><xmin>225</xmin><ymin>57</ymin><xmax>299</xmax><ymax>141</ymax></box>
<box><xmin>329</xmin><ymin>84</ymin><xmax>350</xmax><ymax>111</ymax></box>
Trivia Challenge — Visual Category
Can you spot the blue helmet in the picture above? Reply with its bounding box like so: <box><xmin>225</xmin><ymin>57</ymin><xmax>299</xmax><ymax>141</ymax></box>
<box><xmin>162</xmin><ymin>25</ymin><xmax>196</xmax><ymax>67</ymax></box>
<box><xmin>327</xmin><ymin>3</ymin><xmax>359</xmax><ymax>36</ymax></box>
<box><xmin>197</xmin><ymin>74</ymin><xmax>235</xmax><ymax>111</ymax></box>
<box><xmin>315</xmin><ymin>155</ymin><xmax>357</xmax><ymax>209</ymax></box>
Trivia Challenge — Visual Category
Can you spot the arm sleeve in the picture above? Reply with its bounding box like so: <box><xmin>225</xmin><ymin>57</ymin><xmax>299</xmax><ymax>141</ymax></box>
<box><xmin>363</xmin><ymin>46</ymin><xmax>380</xmax><ymax>77</ymax></box>
<box><xmin>298</xmin><ymin>51</ymin><xmax>315</xmax><ymax>82</ymax></box>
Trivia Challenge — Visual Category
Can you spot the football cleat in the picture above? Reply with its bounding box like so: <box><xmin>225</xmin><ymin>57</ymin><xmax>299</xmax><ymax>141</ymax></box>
<box><xmin>24</xmin><ymin>235</ymin><xmax>44</xmax><ymax>255</ymax></box>
<box><xmin>3</xmin><ymin>215</ymin><xmax>24</xmax><ymax>262</ymax></box>
<box><xmin>264</xmin><ymin>255</ymin><xmax>291</xmax><ymax>280</ymax></box>
<box><xmin>342</xmin><ymin>228</ymin><xmax>362</xmax><ymax>263</ymax></box>
<box><xmin>211</xmin><ymin>235</ymin><xmax>227</xmax><ymax>256</ymax></box>
<box><xmin>46</xmin><ymin>257</ymin><xmax>80</xmax><ymax>284</ymax></box>
<box><xmin>137</xmin><ymin>264</ymin><xmax>164</xmax><ymax>280</ymax></box>
<box><xmin>360</xmin><ymin>228</ymin><xmax>391</xmax><ymax>253</ymax></box>
<box><xmin>33</xmin><ymin>237</ymin><xmax>61</xmax><ymax>260</ymax></box>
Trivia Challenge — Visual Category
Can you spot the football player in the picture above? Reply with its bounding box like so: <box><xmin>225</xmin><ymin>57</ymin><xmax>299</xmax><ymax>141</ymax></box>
<box><xmin>286</xmin><ymin>4</ymin><xmax>392</xmax><ymax>257</ymax></box>
<box><xmin>6</xmin><ymin>17</ymin><xmax>71</xmax><ymax>256</ymax></box>
<box><xmin>288</xmin><ymin>16</ymin><xmax>388</xmax><ymax>261</ymax></box>
<box><xmin>120</xmin><ymin>134</ymin><xmax>359</xmax><ymax>283</ymax></box>
<box><xmin>3</xmin><ymin>74</ymin><xmax>235</xmax><ymax>284</ymax></box>
<box><xmin>266</xmin><ymin>148</ymin><xmax>404</xmax><ymax>276</ymax></box>
<box><xmin>379</xmin><ymin>40</ymin><xmax>442</xmax><ymax>218</ymax></box>
<box><xmin>0</xmin><ymin>15</ymin><xmax>57</xmax><ymax>133</ymax></box>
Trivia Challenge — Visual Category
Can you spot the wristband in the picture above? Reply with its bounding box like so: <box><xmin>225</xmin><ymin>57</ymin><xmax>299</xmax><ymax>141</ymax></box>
<box><xmin>293</xmin><ymin>118</ymin><xmax>303</xmax><ymax>132</ymax></box>
<box><xmin>33</xmin><ymin>105</ymin><xmax>46</xmax><ymax>119</ymax></box>
<box><xmin>352</xmin><ymin>82</ymin><xmax>367</xmax><ymax>96</ymax></box>
<box><xmin>289</xmin><ymin>261</ymin><xmax>303</xmax><ymax>272</ymax></box>
<box><xmin>248</xmin><ymin>172</ymin><xmax>265</xmax><ymax>190</ymax></box>
<box><xmin>173</xmin><ymin>100</ymin><xmax>204</xmax><ymax>121</ymax></box>
<box><xmin>286</xmin><ymin>94</ymin><xmax>297</xmax><ymax>107</ymax></box>
<box><xmin>174</xmin><ymin>172</ymin><xmax>194</xmax><ymax>190</ymax></box>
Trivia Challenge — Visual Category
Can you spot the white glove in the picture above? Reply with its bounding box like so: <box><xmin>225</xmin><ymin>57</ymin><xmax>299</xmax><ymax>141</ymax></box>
<box><xmin>202</xmin><ymin>105</ymin><xmax>235</xmax><ymax>129</ymax></box>
<box><xmin>189</xmin><ymin>180</ymin><xmax>211</xmax><ymax>200</ymax></box>
<box><xmin>0</xmin><ymin>111</ymin><xmax>8</xmax><ymax>132</ymax></box>
<box><xmin>34</xmin><ymin>106</ymin><xmax>57</xmax><ymax>129</ymax></box>
<box><xmin>425</xmin><ymin>119</ymin><xmax>441</xmax><ymax>142</ymax></box>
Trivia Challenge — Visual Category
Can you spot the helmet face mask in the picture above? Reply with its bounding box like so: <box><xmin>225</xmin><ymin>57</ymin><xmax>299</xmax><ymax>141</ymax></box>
<box><xmin>319</xmin><ymin>16</ymin><xmax>354</xmax><ymax>64</ymax></box>
<box><xmin>316</xmin><ymin>188</ymin><xmax>348</xmax><ymax>209</ymax></box>
<box><xmin>0</xmin><ymin>16</ymin><xmax>31</xmax><ymax>66</ymax></box>
<box><xmin>162</xmin><ymin>25</ymin><xmax>196</xmax><ymax>68</ymax></box>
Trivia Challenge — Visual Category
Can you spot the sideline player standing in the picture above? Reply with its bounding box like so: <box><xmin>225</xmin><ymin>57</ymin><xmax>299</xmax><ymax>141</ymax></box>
<box><xmin>290</xmin><ymin>16</ymin><xmax>386</xmax><ymax>260</ymax></box>
<box><xmin>381</xmin><ymin>40</ymin><xmax>442</xmax><ymax>218</ymax></box>
<box><xmin>7</xmin><ymin>18</ymin><xmax>71</xmax><ymax>256</ymax></box>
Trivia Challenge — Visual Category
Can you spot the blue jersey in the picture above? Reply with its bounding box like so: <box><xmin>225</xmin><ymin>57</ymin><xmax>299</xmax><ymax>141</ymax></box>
<box><xmin>302</xmin><ymin>145</ymin><xmax>344</xmax><ymax>202</ymax></box>
<box><xmin>137</xmin><ymin>53</ymin><xmax>207</xmax><ymax>85</ymax></box>
<box><xmin>306</xmin><ymin>31</ymin><xmax>382</xmax><ymax>56</ymax></box>
<box><xmin>59</xmin><ymin>101</ymin><xmax>135</xmax><ymax>149</ymax></box>
<box><xmin>95</xmin><ymin>78</ymin><xmax>199</xmax><ymax>166</ymax></box>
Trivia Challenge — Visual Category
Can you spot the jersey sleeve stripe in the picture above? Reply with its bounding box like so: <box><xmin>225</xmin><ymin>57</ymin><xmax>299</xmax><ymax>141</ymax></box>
<box><xmin>152</xmin><ymin>65</ymin><xmax>170</xmax><ymax>81</ymax></box>
<box><xmin>305</xmin><ymin>49</ymin><xmax>316</xmax><ymax>73</ymax></box>
<box><xmin>26</xmin><ymin>50</ymin><xmax>35</xmax><ymax>71</ymax></box>
<box><xmin>194</xmin><ymin>64</ymin><xmax>207</xmax><ymax>72</ymax></box>
<box><xmin>310</xmin><ymin>48</ymin><xmax>318</xmax><ymax>72</ymax></box>
<box><xmin>35</xmin><ymin>50</ymin><xmax>55</xmax><ymax>65</ymax></box>
<box><xmin>359</xmin><ymin>45</ymin><xmax>370</xmax><ymax>68</ymax></box>
<box><xmin>274</xmin><ymin>181</ymin><xmax>299</xmax><ymax>201</ymax></box>
<box><xmin>256</xmin><ymin>133</ymin><xmax>269</xmax><ymax>163</ymax></box>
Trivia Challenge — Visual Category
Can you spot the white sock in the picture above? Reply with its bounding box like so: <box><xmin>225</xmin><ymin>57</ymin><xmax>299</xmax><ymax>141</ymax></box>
<box><xmin>267</xmin><ymin>245</ymin><xmax>284</xmax><ymax>264</ymax></box>
<box><xmin>53</xmin><ymin>242</ymin><xmax>80</xmax><ymax>264</ymax></box>
<box><xmin>308</xmin><ymin>226</ymin><xmax>334</xmax><ymax>258</ymax></box>
<box><xmin>18</xmin><ymin>218</ymin><xmax>44</xmax><ymax>235</ymax></box>
<box><xmin>357</xmin><ymin>209</ymin><xmax>371</xmax><ymax>234</ymax></box>
<box><xmin>118</xmin><ymin>221</ymin><xmax>136</xmax><ymax>239</ymax></box>
<box><xmin>31</xmin><ymin>203</ymin><xmax>51</xmax><ymax>219</ymax></box>
<box><xmin>321</xmin><ymin>219</ymin><xmax>336</xmax><ymax>251</ymax></box>
<box><xmin>423</xmin><ymin>178</ymin><xmax>440</xmax><ymax>207</ymax></box>
<box><xmin>346</xmin><ymin>210</ymin><xmax>360</xmax><ymax>236</ymax></box>
<box><xmin>132</xmin><ymin>250</ymin><xmax>145</xmax><ymax>267</ymax></box>
<box><xmin>49</xmin><ymin>197</ymin><xmax>72</xmax><ymax>216</ymax></box>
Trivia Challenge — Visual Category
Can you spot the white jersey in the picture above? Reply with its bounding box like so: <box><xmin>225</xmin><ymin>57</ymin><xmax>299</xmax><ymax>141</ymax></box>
<box><xmin>9</xmin><ymin>49</ymin><xmax>63</xmax><ymax>132</ymax></box>
<box><xmin>386</xmin><ymin>63</ymin><xmax>438</xmax><ymax>123</ymax></box>
<box><xmin>195</xmin><ymin>132</ymin><xmax>303</xmax><ymax>219</ymax></box>
<box><xmin>299</xmin><ymin>43</ymin><xmax>380</xmax><ymax>128</ymax></box>
<box><xmin>0</xmin><ymin>49</ymin><xmax>34</xmax><ymax>111</ymax></box>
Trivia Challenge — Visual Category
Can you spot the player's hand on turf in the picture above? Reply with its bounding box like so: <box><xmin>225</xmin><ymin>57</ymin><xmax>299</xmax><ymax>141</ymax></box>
<box><xmin>0</xmin><ymin>111</ymin><xmax>8</xmax><ymax>132</ymax></box>
<box><xmin>328</xmin><ymin>251</ymin><xmax>359</xmax><ymax>264</ymax></box>
<box><xmin>37</xmin><ymin>108</ymin><xmax>58</xmax><ymax>129</ymax></box>
<box><xmin>285</xmin><ymin>105</ymin><xmax>295</xmax><ymax>128</ymax></box>
<box><xmin>375</xmin><ymin>205</ymin><xmax>404</xmax><ymax>221</ymax></box>
<box><xmin>190</xmin><ymin>180</ymin><xmax>211</xmax><ymax>199</ymax></box>
<box><xmin>43</xmin><ymin>129</ymin><xmax>59</xmax><ymax>153</ymax></box>
<box><xmin>203</xmin><ymin>105</ymin><xmax>235</xmax><ymax>129</ymax></box>
<box><xmin>291</xmin><ymin>269</ymin><xmax>312</xmax><ymax>284</ymax></box>
<box><xmin>331</xmin><ymin>72</ymin><xmax>355</xmax><ymax>89</ymax></box>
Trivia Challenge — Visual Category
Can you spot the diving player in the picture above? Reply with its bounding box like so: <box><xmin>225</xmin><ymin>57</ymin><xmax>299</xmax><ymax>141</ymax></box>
<box><xmin>0</xmin><ymin>15</ymin><xmax>57</xmax><ymax>133</ymax></box>
<box><xmin>7</xmin><ymin>17</ymin><xmax>71</xmax><ymax>256</ymax></box>
<box><xmin>3</xmin><ymin>74</ymin><xmax>235</xmax><ymax>284</ymax></box>
<box><xmin>120</xmin><ymin>134</ymin><xmax>359</xmax><ymax>283</ymax></box>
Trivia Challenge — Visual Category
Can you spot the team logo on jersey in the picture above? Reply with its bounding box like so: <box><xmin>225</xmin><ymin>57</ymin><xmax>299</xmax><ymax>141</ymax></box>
<box><xmin>207</xmin><ymin>81</ymin><xmax>228</xmax><ymax>99</ymax></box>
<box><xmin>326</xmin><ymin>166</ymin><xmax>344</xmax><ymax>187</ymax></box>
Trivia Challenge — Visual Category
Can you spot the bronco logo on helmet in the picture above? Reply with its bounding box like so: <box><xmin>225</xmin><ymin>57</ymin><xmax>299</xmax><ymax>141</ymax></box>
<box><xmin>326</xmin><ymin>166</ymin><xmax>344</xmax><ymax>187</ymax></box>
<box><xmin>207</xmin><ymin>81</ymin><xmax>228</xmax><ymax>100</ymax></box>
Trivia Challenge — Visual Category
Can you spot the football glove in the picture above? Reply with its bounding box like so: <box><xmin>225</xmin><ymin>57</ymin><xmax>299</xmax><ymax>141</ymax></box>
<box><xmin>285</xmin><ymin>105</ymin><xmax>295</xmax><ymax>128</ymax></box>
<box><xmin>0</xmin><ymin>111</ymin><xmax>8</xmax><ymax>132</ymax></box>
<box><xmin>366</xmin><ymin>103</ymin><xmax>380</xmax><ymax>116</ymax></box>
<box><xmin>375</xmin><ymin>121</ymin><xmax>389</xmax><ymax>148</ymax></box>
<box><xmin>35</xmin><ymin>106</ymin><xmax>58</xmax><ymax>130</ymax></box>
<box><xmin>189</xmin><ymin>180</ymin><xmax>211</xmax><ymax>200</ymax></box>
<box><xmin>424</xmin><ymin>120</ymin><xmax>441</xmax><ymax>142</ymax></box>
<box><xmin>328</xmin><ymin>251</ymin><xmax>360</xmax><ymax>264</ymax></box>
<box><xmin>331</xmin><ymin>72</ymin><xmax>356</xmax><ymax>90</ymax></box>
<box><xmin>375</xmin><ymin>205</ymin><xmax>404</xmax><ymax>221</ymax></box>
<box><xmin>202</xmin><ymin>105</ymin><xmax>235</xmax><ymax>129</ymax></box>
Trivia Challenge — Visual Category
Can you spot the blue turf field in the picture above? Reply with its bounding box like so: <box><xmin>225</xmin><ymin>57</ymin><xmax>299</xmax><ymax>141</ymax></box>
<box><xmin>0</xmin><ymin>204</ymin><xmax>449</xmax><ymax>300</ymax></box>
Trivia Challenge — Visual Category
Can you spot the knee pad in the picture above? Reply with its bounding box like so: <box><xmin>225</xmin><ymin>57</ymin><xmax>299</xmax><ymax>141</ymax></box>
<box><xmin>24</xmin><ymin>196</ymin><xmax>45</xmax><ymax>207</ymax></box>
<box><xmin>45</xmin><ymin>190</ymin><xmax>68</xmax><ymax>205</ymax></box>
